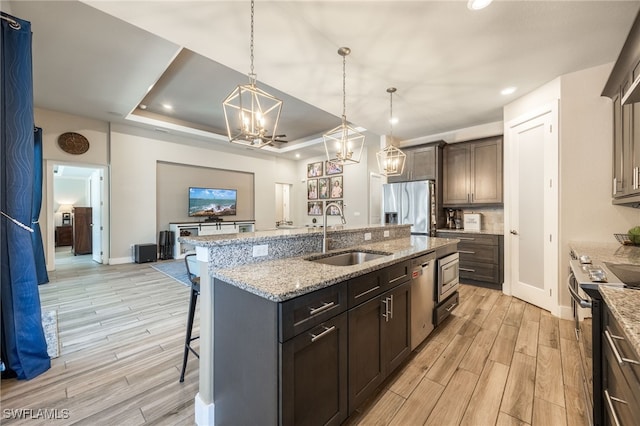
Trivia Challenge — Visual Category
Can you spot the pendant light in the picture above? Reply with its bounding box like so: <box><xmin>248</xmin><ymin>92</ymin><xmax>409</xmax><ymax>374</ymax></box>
<box><xmin>376</xmin><ymin>87</ymin><xmax>406</xmax><ymax>177</ymax></box>
<box><xmin>323</xmin><ymin>47</ymin><xmax>365</xmax><ymax>166</ymax></box>
<box><xmin>223</xmin><ymin>0</ymin><xmax>283</xmax><ymax>148</ymax></box>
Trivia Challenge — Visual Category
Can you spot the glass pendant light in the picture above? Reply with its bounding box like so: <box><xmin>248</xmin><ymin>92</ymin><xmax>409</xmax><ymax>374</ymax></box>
<box><xmin>223</xmin><ymin>0</ymin><xmax>283</xmax><ymax>148</ymax></box>
<box><xmin>376</xmin><ymin>87</ymin><xmax>406</xmax><ymax>177</ymax></box>
<box><xmin>323</xmin><ymin>47</ymin><xmax>365</xmax><ymax>166</ymax></box>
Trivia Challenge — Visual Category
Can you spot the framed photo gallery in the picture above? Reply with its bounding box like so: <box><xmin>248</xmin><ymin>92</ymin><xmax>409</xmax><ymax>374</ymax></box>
<box><xmin>307</xmin><ymin>161</ymin><xmax>344</xmax><ymax>216</ymax></box>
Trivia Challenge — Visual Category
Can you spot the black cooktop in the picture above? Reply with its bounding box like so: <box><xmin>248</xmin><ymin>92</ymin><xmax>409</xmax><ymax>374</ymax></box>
<box><xmin>603</xmin><ymin>262</ymin><xmax>640</xmax><ymax>289</ymax></box>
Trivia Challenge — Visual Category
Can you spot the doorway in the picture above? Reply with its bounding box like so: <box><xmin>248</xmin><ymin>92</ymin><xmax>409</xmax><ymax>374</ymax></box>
<box><xmin>275</xmin><ymin>183</ymin><xmax>292</xmax><ymax>226</ymax></box>
<box><xmin>505</xmin><ymin>102</ymin><xmax>558</xmax><ymax>313</ymax></box>
<box><xmin>47</xmin><ymin>161</ymin><xmax>109</xmax><ymax>270</ymax></box>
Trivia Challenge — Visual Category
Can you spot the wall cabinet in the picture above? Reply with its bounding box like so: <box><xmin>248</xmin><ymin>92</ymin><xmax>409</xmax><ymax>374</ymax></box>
<box><xmin>387</xmin><ymin>143</ymin><xmax>443</xmax><ymax>183</ymax></box>
<box><xmin>603</xmin><ymin>11</ymin><xmax>640</xmax><ymax>205</ymax></box>
<box><xmin>436</xmin><ymin>231</ymin><xmax>503</xmax><ymax>289</ymax></box>
<box><xmin>442</xmin><ymin>136</ymin><xmax>503</xmax><ymax>206</ymax></box>
<box><xmin>602</xmin><ymin>303</ymin><xmax>640</xmax><ymax>425</ymax></box>
<box><xmin>169</xmin><ymin>221</ymin><xmax>254</xmax><ymax>258</ymax></box>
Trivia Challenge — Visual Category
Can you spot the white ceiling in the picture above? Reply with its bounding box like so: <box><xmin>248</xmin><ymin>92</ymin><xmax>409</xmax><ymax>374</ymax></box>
<box><xmin>7</xmin><ymin>0</ymin><xmax>640</xmax><ymax>160</ymax></box>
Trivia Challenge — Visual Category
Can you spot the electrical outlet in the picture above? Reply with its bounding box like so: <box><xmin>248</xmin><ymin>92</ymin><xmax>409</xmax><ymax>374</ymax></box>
<box><xmin>252</xmin><ymin>244</ymin><xmax>269</xmax><ymax>257</ymax></box>
<box><xmin>364</xmin><ymin>232</ymin><xmax>372</xmax><ymax>241</ymax></box>
<box><xmin>353</xmin><ymin>211</ymin><xmax>361</xmax><ymax>216</ymax></box>
<box><xmin>384</xmin><ymin>230</ymin><xmax>390</xmax><ymax>237</ymax></box>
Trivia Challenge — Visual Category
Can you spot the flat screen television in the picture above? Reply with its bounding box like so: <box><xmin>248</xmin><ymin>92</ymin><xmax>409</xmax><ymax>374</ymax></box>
<box><xmin>188</xmin><ymin>187</ymin><xmax>237</xmax><ymax>219</ymax></box>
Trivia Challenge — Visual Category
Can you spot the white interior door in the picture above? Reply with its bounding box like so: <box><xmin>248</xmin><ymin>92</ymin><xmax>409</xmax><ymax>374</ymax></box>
<box><xmin>507</xmin><ymin>105</ymin><xmax>558</xmax><ymax>312</ymax></box>
<box><xmin>90</xmin><ymin>169</ymin><xmax>103</xmax><ymax>263</ymax></box>
<box><xmin>369</xmin><ymin>173</ymin><xmax>383</xmax><ymax>225</ymax></box>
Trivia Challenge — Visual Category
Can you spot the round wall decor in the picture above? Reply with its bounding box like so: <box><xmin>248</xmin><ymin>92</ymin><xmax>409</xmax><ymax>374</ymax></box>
<box><xmin>58</xmin><ymin>132</ymin><xmax>89</xmax><ymax>155</ymax></box>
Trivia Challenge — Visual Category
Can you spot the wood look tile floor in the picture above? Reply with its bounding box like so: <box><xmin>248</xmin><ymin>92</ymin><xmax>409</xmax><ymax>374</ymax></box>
<box><xmin>1</xmin><ymin>253</ymin><xmax>589</xmax><ymax>426</ymax></box>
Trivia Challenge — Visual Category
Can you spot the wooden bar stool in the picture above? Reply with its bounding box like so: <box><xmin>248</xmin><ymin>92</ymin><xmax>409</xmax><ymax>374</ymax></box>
<box><xmin>179</xmin><ymin>253</ymin><xmax>200</xmax><ymax>382</ymax></box>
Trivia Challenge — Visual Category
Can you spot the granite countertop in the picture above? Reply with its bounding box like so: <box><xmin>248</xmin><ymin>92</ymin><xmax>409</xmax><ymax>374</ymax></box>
<box><xmin>599</xmin><ymin>286</ymin><xmax>640</xmax><ymax>359</ymax></box>
<box><xmin>211</xmin><ymin>235</ymin><xmax>458</xmax><ymax>302</ymax></box>
<box><xmin>180</xmin><ymin>223</ymin><xmax>409</xmax><ymax>247</ymax></box>
<box><xmin>436</xmin><ymin>228</ymin><xmax>504</xmax><ymax>236</ymax></box>
<box><xmin>569</xmin><ymin>241</ymin><xmax>640</xmax><ymax>265</ymax></box>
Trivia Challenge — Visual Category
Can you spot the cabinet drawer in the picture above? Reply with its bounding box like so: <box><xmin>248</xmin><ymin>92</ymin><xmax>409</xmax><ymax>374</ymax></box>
<box><xmin>603</xmin><ymin>329</ymin><xmax>640</xmax><ymax>424</ymax></box>
<box><xmin>604</xmin><ymin>308</ymin><xmax>640</xmax><ymax>392</ymax></box>
<box><xmin>458</xmin><ymin>244</ymin><xmax>499</xmax><ymax>264</ymax></box>
<box><xmin>348</xmin><ymin>270</ymin><xmax>385</xmax><ymax>308</ymax></box>
<box><xmin>434</xmin><ymin>291</ymin><xmax>459</xmax><ymax>326</ymax></box>
<box><xmin>279</xmin><ymin>283</ymin><xmax>347</xmax><ymax>342</ymax></box>
<box><xmin>386</xmin><ymin>260</ymin><xmax>411</xmax><ymax>286</ymax></box>
<box><xmin>446</xmin><ymin>233</ymin><xmax>499</xmax><ymax>246</ymax></box>
<box><xmin>459</xmin><ymin>261</ymin><xmax>499</xmax><ymax>283</ymax></box>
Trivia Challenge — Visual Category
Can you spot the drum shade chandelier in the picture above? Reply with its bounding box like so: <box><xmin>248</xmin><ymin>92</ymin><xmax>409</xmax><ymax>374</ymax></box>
<box><xmin>377</xmin><ymin>87</ymin><xmax>406</xmax><ymax>177</ymax></box>
<box><xmin>323</xmin><ymin>47</ymin><xmax>365</xmax><ymax>166</ymax></box>
<box><xmin>223</xmin><ymin>0</ymin><xmax>282</xmax><ymax>148</ymax></box>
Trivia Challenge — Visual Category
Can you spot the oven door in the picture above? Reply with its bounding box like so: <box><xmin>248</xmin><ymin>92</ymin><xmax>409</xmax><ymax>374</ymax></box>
<box><xmin>438</xmin><ymin>252</ymin><xmax>459</xmax><ymax>303</ymax></box>
<box><xmin>567</xmin><ymin>270</ymin><xmax>594</xmax><ymax>426</ymax></box>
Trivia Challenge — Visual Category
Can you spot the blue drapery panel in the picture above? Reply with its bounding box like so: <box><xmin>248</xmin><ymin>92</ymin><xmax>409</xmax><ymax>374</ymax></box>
<box><xmin>32</xmin><ymin>127</ymin><xmax>48</xmax><ymax>285</ymax></box>
<box><xmin>1</xmin><ymin>12</ymin><xmax>50</xmax><ymax>380</ymax></box>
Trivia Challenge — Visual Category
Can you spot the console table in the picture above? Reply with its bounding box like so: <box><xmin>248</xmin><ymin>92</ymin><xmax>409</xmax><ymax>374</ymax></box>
<box><xmin>168</xmin><ymin>221</ymin><xmax>255</xmax><ymax>259</ymax></box>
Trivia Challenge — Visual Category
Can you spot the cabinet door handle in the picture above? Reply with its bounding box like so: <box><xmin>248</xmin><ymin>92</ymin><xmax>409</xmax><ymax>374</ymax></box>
<box><xmin>458</xmin><ymin>250</ymin><xmax>475</xmax><ymax>254</ymax></box>
<box><xmin>459</xmin><ymin>267</ymin><xmax>475</xmax><ymax>272</ymax></box>
<box><xmin>457</xmin><ymin>237</ymin><xmax>475</xmax><ymax>241</ymax></box>
<box><xmin>613</xmin><ymin>177</ymin><xmax>617</xmax><ymax>195</ymax></box>
<box><xmin>309</xmin><ymin>301</ymin><xmax>335</xmax><ymax>316</ymax></box>
<box><xmin>604</xmin><ymin>329</ymin><xmax>640</xmax><ymax>365</ymax></box>
<box><xmin>382</xmin><ymin>298</ymin><xmax>389</xmax><ymax>322</ymax></box>
<box><xmin>445</xmin><ymin>302</ymin><xmax>458</xmax><ymax>312</ymax></box>
<box><xmin>310</xmin><ymin>325</ymin><xmax>336</xmax><ymax>342</ymax></box>
<box><xmin>355</xmin><ymin>285</ymin><xmax>380</xmax><ymax>300</ymax></box>
<box><xmin>388</xmin><ymin>295</ymin><xmax>394</xmax><ymax>320</ymax></box>
<box><xmin>604</xmin><ymin>389</ymin><xmax>625</xmax><ymax>426</ymax></box>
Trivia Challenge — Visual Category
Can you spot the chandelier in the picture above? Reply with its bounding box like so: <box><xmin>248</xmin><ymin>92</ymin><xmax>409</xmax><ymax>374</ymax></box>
<box><xmin>223</xmin><ymin>0</ymin><xmax>283</xmax><ymax>148</ymax></box>
<box><xmin>323</xmin><ymin>47</ymin><xmax>365</xmax><ymax>166</ymax></box>
<box><xmin>376</xmin><ymin>87</ymin><xmax>406</xmax><ymax>177</ymax></box>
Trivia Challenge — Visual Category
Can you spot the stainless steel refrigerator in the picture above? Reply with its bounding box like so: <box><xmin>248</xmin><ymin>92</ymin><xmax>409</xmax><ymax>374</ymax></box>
<box><xmin>382</xmin><ymin>180</ymin><xmax>436</xmax><ymax>235</ymax></box>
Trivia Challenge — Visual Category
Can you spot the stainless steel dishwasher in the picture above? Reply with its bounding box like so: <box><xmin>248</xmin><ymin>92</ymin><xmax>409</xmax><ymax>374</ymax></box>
<box><xmin>410</xmin><ymin>252</ymin><xmax>436</xmax><ymax>350</ymax></box>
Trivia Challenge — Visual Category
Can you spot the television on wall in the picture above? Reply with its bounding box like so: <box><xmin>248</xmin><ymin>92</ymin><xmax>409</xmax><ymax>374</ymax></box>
<box><xmin>188</xmin><ymin>187</ymin><xmax>237</xmax><ymax>219</ymax></box>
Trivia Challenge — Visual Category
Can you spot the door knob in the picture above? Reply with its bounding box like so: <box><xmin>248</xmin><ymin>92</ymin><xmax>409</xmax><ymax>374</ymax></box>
<box><xmin>510</xmin><ymin>230</ymin><xmax>518</xmax><ymax>235</ymax></box>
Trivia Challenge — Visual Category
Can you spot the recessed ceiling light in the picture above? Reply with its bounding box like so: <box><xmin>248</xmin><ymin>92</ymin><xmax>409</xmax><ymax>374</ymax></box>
<box><xmin>501</xmin><ymin>87</ymin><xmax>517</xmax><ymax>96</ymax></box>
<box><xmin>295</xmin><ymin>153</ymin><xmax>300</xmax><ymax>159</ymax></box>
<box><xmin>139</xmin><ymin>104</ymin><xmax>147</xmax><ymax>110</ymax></box>
<box><xmin>162</xmin><ymin>103</ymin><xmax>173</xmax><ymax>110</ymax></box>
<box><xmin>389</xmin><ymin>117</ymin><xmax>399</xmax><ymax>125</ymax></box>
<box><xmin>468</xmin><ymin>0</ymin><xmax>493</xmax><ymax>11</ymax></box>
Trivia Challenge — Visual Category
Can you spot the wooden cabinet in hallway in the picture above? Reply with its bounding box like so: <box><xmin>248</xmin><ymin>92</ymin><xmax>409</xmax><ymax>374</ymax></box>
<box><xmin>72</xmin><ymin>207</ymin><xmax>92</xmax><ymax>255</ymax></box>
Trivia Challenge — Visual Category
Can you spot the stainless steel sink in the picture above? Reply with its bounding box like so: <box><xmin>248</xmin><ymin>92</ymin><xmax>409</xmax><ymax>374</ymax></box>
<box><xmin>306</xmin><ymin>250</ymin><xmax>391</xmax><ymax>266</ymax></box>
<box><xmin>604</xmin><ymin>262</ymin><xmax>640</xmax><ymax>287</ymax></box>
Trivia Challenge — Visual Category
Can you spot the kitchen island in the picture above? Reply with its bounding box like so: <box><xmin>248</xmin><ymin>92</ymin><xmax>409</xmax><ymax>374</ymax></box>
<box><xmin>180</xmin><ymin>224</ymin><xmax>458</xmax><ymax>425</ymax></box>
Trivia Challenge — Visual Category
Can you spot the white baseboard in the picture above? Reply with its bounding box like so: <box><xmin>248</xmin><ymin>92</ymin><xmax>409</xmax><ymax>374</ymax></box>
<box><xmin>109</xmin><ymin>257</ymin><xmax>133</xmax><ymax>265</ymax></box>
<box><xmin>195</xmin><ymin>393</ymin><xmax>214</xmax><ymax>426</ymax></box>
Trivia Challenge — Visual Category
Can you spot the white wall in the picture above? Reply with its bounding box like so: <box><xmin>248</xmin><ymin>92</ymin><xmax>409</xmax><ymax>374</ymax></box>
<box><xmin>53</xmin><ymin>177</ymin><xmax>89</xmax><ymax>226</ymax></box>
<box><xmin>109</xmin><ymin>123</ymin><xmax>299</xmax><ymax>263</ymax></box>
<box><xmin>294</xmin><ymin>148</ymin><xmax>374</xmax><ymax>228</ymax></box>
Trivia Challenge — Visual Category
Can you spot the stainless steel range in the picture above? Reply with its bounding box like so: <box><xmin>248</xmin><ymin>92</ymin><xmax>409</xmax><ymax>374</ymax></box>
<box><xmin>568</xmin><ymin>254</ymin><xmax>624</xmax><ymax>426</ymax></box>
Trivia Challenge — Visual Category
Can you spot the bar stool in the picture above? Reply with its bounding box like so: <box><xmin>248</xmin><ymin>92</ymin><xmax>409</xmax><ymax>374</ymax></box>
<box><xmin>179</xmin><ymin>253</ymin><xmax>200</xmax><ymax>382</ymax></box>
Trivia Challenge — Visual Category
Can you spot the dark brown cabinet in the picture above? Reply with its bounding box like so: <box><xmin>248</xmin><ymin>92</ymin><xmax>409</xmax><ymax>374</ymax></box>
<box><xmin>72</xmin><ymin>207</ymin><xmax>92</xmax><ymax>255</ymax></box>
<box><xmin>348</xmin><ymin>282</ymin><xmax>411</xmax><ymax>413</ymax></box>
<box><xmin>387</xmin><ymin>143</ymin><xmax>443</xmax><ymax>183</ymax></box>
<box><xmin>436</xmin><ymin>231</ymin><xmax>503</xmax><ymax>289</ymax></box>
<box><xmin>213</xmin><ymin>259</ymin><xmax>413</xmax><ymax>425</ymax></box>
<box><xmin>442</xmin><ymin>136</ymin><xmax>503</xmax><ymax>206</ymax></box>
<box><xmin>55</xmin><ymin>226</ymin><xmax>73</xmax><ymax>247</ymax></box>
<box><xmin>602</xmin><ymin>303</ymin><xmax>640</xmax><ymax>425</ymax></box>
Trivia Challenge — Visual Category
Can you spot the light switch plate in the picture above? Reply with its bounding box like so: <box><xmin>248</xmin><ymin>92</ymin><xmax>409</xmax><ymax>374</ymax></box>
<box><xmin>253</xmin><ymin>244</ymin><xmax>268</xmax><ymax>257</ymax></box>
<box><xmin>384</xmin><ymin>230</ymin><xmax>390</xmax><ymax>237</ymax></box>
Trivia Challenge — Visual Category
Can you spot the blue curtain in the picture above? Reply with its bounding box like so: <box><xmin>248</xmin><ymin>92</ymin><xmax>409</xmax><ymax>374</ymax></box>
<box><xmin>32</xmin><ymin>127</ymin><xmax>48</xmax><ymax>285</ymax></box>
<box><xmin>1</xmin><ymin>12</ymin><xmax>50</xmax><ymax>380</ymax></box>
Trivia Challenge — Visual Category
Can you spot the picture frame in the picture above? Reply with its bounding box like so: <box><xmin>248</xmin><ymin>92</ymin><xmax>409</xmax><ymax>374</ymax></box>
<box><xmin>62</xmin><ymin>212</ymin><xmax>71</xmax><ymax>225</ymax></box>
<box><xmin>330</xmin><ymin>175</ymin><xmax>343</xmax><ymax>199</ymax></box>
<box><xmin>325</xmin><ymin>161</ymin><xmax>343</xmax><ymax>175</ymax></box>
<box><xmin>307</xmin><ymin>201</ymin><xmax>322</xmax><ymax>216</ymax></box>
<box><xmin>318</xmin><ymin>178</ymin><xmax>330</xmax><ymax>199</ymax></box>
<box><xmin>307</xmin><ymin>179</ymin><xmax>318</xmax><ymax>200</ymax></box>
<box><xmin>327</xmin><ymin>200</ymin><xmax>343</xmax><ymax>216</ymax></box>
<box><xmin>307</xmin><ymin>161</ymin><xmax>323</xmax><ymax>178</ymax></box>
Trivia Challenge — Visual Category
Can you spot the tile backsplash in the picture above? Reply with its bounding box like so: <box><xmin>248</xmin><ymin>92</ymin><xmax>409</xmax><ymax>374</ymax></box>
<box><xmin>459</xmin><ymin>207</ymin><xmax>504</xmax><ymax>232</ymax></box>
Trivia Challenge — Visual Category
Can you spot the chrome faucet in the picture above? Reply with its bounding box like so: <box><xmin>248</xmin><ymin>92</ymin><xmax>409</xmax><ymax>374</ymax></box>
<box><xmin>323</xmin><ymin>201</ymin><xmax>347</xmax><ymax>253</ymax></box>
